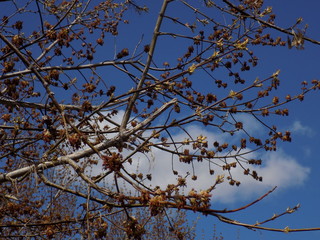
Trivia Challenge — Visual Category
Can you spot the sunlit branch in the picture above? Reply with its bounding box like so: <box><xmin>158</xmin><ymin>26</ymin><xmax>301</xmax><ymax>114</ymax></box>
<box><xmin>0</xmin><ymin>98</ymin><xmax>177</xmax><ymax>183</ymax></box>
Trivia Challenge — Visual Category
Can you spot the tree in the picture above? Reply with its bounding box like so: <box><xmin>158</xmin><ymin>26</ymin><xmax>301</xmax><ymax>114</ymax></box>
<box><xmin>0</xmin><ymin>0</ymin><xmax>320</xmax><ymax>239</ymax></box>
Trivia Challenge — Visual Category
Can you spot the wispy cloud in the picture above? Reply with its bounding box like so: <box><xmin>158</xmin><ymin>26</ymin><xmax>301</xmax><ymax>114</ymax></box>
<box><xmin>290</xmin><ymin>120</ymin><xmax>314</xmax><ymax>137</ymax></box>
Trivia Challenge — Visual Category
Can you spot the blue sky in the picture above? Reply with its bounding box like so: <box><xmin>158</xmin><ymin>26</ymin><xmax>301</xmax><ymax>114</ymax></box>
<box><xmin>58</xmin><ymin>1</ymin><xmax>320</xmax><ymax>239</ymax></box>
<box><xmin>1</xmin><ymin>1</ymin><xmax>320</xmax><ymax>239</ymax></box>
<box><xmin>190</xmin><ymin>1</ymin><xmax>320</xmax><ymax>239</ymax></box>
<box><xmin>118</xmin><ymin>1</ymin><xmax>320</xmax><ymax>239</ymax></box>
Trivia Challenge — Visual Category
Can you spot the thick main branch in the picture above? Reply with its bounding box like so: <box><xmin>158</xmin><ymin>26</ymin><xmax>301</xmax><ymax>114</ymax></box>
<box><xmin>0</xmin><ymin>98</ymin><xmax>177</xmax><ymax>183</ymax></box>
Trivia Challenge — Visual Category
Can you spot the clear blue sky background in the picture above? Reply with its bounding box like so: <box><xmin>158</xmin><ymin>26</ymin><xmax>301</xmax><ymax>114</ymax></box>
<box><xmin>117</xmin><ymin>1</ymin><xmax>320</xmax><ymax>239</ymax></box>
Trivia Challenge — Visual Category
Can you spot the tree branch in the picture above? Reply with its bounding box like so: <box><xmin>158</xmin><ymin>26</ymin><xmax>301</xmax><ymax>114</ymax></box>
<box><xmin>222</xmin><ymin>0</ymin><xmax>320</xmax><ymax>45</ymax></box>
<box><xmin>120</xmin><ymin>0</ymin><xmax>172</xmax><ymax>133</ymax></box>
<box><xmin>0</xmin><ymin>98</ymin><xmax>177</xmax><ymax>184</ymax></box>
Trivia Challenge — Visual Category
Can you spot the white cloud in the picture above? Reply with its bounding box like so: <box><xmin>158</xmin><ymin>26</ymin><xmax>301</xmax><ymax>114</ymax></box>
<box><xmin>86</xmin><ymin>112</ymin><xmax>310</xmax><ymax>205</ymax></box>
<box><xmin>257</xmin><ymin>150</ymin><xmax>310</xmax><ymax>187</ymax></box>
<box><xmin>290</xmin><ymin>120</ymin><xmax>314</xmax><ymax>137</ymax></box>
<box><xmin>135</xmin><ymin>144</ymin><xmax>310</xmax><ymax>204</ymax></box>
<box><xmin>231</xmin><ymin>113</ymin><xmax>262</xmax><ymax>135</ymax></box>
<box><xmin>212</xmin><ymin>149</ymin><xmax>310</xmax><ymax>203</ymax></box>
